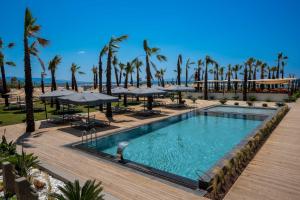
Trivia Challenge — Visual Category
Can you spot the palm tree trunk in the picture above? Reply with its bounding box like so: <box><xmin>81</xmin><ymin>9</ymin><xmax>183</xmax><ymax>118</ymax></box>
<box><xmin>260</xmin><ymin>66</ymin><xmax>265</xmax><ymax>89</ymax></box>
<box><xmin>106</xmin><ymin>48</ymin><xmax>113</xmax><ymax>117</ymax></box>
<box><xmin>0</xmin><ymin>62</ymin><xmax>9</xmax><ymax>106</ymax></box>
<box><xmin>253</xmin><ymin>68</ymin><xmax>257</xmax><ymax>91</ymax></box>
<box><xmin>146</xmin><ymin>55</ymin><xmax>153</xmax><ymax>110</ymax></box>
<box><xmin>71</xmin><ymin>73</ymin><xmax>75</xmax><ymax>90</ymax></box>
<box><xmin>124</xmin><ymin>71</ymin><xmax>128</xmax><ymax>106</ymax></box>
<box><xmin>98</xmin><ymin>56</ymin><xmax>104</xmax><ymax>112</ymax></box>
<box><xmin>204</xmin><ymin>62</ymin><xmax>208</xmax><ymax>100</ymax></box>
<box><xmin>74</xmin><ymin>76</ymin><xmax>78</xmax><ymax>92</ymax></box>
<box><xmin>24</xmin><ymin>35</ymin><xmax>35</xmax><ymax>132</ymax></box>
<box><xmin>243</xmin><ymin>65</ymin><xmax>248</xmax><ymax>101</ymax></box>
<box><xmin>41</xmin><ymin>74</ymin><xmax>45</xmax><ymax>94</ymax></box>
<box><xmin>119</xmin><ymin>69</ymin><xmax>123</xmax><ymax>86</ymax></box>
<box><xmin>114</xmin><ymin>66</ymin><xmax>119</xmax><ymax>86</ymax></box>
<box><xmin>185</xmin><ymin>66</ymin><xmax>188</xmax><ymax>87</ymax></box>
<box><xmin>177</xmin><ymin>56</ymin><xmax>182</xmax><ymax>103</ymax></box>
<box><xmin>216</xmin><ymin>66</ymin><xmax>219</xmax><ymax>91</ymax></box>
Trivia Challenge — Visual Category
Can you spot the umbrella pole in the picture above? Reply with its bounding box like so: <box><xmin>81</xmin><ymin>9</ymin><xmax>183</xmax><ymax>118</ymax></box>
<box><xmin>88</xmin><ymin>106</ymin><xmax>90</xmax><ymax>123</ymax></box>
<box><xmin>62</xmin><ymin>104</ymin><xmax>65</xmax><ymax>121</ymax></box>
<box><xmin>44</xmin><ymin>102</ymin><xmax>48</xmax><ymax>119</ymax></box>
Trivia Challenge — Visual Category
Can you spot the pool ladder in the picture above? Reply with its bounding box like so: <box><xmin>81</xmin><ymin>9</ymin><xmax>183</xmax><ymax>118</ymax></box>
<box><xmin>81</xmin><ymin>128</ymin><xmax>97</xmax><ymax>145</ymax></box>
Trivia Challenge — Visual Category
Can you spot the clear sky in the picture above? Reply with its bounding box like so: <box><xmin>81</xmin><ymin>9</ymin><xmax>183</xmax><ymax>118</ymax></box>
<box><xmin>1</xmin><ymin>0</ymin><xmax>300</xmax><ymax>82</ymax></box>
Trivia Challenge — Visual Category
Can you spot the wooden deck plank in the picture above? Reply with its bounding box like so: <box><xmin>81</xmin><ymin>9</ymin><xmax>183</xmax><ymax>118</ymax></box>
<box><xmin>1</xmin><ymin>100</ymin><xmax>216</xmax><ymax>200</ymax></box>
<box><xmin>225</xmin><ymin>100</ymin><xmax>300</xmax><ymax>200</ymax></box>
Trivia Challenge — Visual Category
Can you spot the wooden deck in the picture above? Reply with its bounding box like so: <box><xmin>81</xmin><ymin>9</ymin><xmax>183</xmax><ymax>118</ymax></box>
<box><xmin>225</xmin><ymin>100</ymin><xmax>300</xmax><ymax>200</ymax></box>
<box><xmin>1</xmin><ymin>100</ymin><xmax>217</xmax><ymax>200</ymax></box>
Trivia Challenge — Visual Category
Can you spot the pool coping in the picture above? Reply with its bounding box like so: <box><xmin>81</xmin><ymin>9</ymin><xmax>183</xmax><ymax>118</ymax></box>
<box><xmin>70</xmin><ymin>104</ymin><xmax>280</xmax><ymax>192</ymax></box>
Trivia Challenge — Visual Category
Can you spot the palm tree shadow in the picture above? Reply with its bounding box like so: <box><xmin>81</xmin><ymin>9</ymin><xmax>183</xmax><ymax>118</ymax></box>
<box><xmin>15</xmin><ymin>130</ymin><xmax>47</xmax><ymax>149</ymax></box>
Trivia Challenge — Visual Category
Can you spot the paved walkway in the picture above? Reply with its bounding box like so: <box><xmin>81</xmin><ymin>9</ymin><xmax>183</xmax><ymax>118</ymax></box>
<box><xmin>225</xmin><ymin>100</ymin><xmax>300</xmax><ymax>200</ymax></box>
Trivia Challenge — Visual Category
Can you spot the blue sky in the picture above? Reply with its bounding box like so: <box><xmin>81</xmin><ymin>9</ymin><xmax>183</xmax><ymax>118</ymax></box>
<box><xmin>1</xmin><ymin>0</ymin><xmax>300</xmax><ymax>82</ymax></box>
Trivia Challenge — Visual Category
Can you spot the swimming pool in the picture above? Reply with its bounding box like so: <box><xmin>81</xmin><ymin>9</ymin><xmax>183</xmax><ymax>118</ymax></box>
<box><xmin>77</xmin><ymin>107</ymin><xmax>270</xmax><ymax>189</ymax></box>
<box><xmin>204</xmin><ymin>105</ymin><xmax>276</xmax><ymax>116</ymax></box>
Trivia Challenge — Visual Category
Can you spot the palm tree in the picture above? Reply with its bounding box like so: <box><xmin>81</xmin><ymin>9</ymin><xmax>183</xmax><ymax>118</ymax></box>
<box><xmin>119</xmin><ymin>62</ymin><xmax>126</xmax><ymax>86</ymax></box>
<box><xmin>176</xmin><ymin>54</ymin><xmax>183</xmax><ymax>102</ymax></box>
<box><xmin>71</xmin><ymin>63</ymin><xmax>85</xmax><ymax>92</ymax></box>
<box><xmin>133</xmin><ymin>58</ymin><xmax>142</xmax><ymax>88</ymax></box>
<box><xmin>232</xmin><ymin>64</ymin><xmax>241</xmax><ymax>93</ymax></box>
<box><xmin>185</xmin><ymin>58</ymin><xmax>195</xmax><ymax>87</ymax></box>
<box><xmin>196</xmin><ymin>59</ymin><xmax>204</xmax><ymax>91</ymax></box>
<box><xmin>214</xmin><ymin>61</ymin><xmax>220</xmax><ymax>91</ymax></box>
<box><xmin>253</xmin><ymin>60</ymin><xmax>262</xmax><ymax>91</ymax></box>
<box><xmin>48</xmin><ymin>55</ymin><xmax>62</xmax><ymax>92</ymax></box>
<box><xmin>276</xmin><ymin>52</ymin><xmax>288</xmax><ymax>79</ymax></box>
<box><xmin>40</xmin><ymin>72</ymin><xmax>46</xmax><ymax>94</ymax></box>
<box><xmin>112</xmin><ymin>56</ymin><xmax>119</xmax><ymax>86</ymax></box>
<box><xmin>23</xmin><ymin>8</ymin><xmax>49</xmax><ymax>132</ymax></box>
<box><xmin>243</xmin><ymin>58</ymin><xmax>255</xmax><ymax>101</ymax></box>
<box><xmin>51</xmin><ymin>179</ymin><xmax>104</xmax><ymax>200</ymax></box>
<box><xmin>0</xmin><ymin>39</ymin><xmax>15</xmax><ymax>106</ymax></box>
<box><xmin>123</xmin><ymin>62</ymin><xmax>131</xmax><ymax>106</ymax></box>
<box><xmin>143</xmin><ymin>40</ymin><xmax>166</xmax><ymax>110</ymax></box>
<box><xmin>260</xmin><ymin>62</ymin><xmax>267</xmax><ymax>89</ymax></box>
<box><xmin>106</xmin><ymin>35</ymin><xmax>128</xmax><ymax>118</ymax></box>
<box><xmin>92</xmin><ymin>66</ymin><xmax>98</xmax><ymax>89</ymax></box>
<box><xmin>204</xmin><ymin>56</ymin><xmax>214</xmax><ymax>100</ymax></box>
<box><xmin>98</xmin><ymin>45</ymin><xmax>108</xmax><ymax>111</ymax></box>
<box><xmin>159</xmin><ymin>68</ymin><xmax>166</xmax><ymax>87</ymax></box>
<box><xmin>226</xmin><ymin>64</ymin><xmax>232</xmax><ymax>91</ymax></box>
<box><xmin>155</xmin><ymin>70</ymin><xmax>161</xmax><ymax>86</ymax></box>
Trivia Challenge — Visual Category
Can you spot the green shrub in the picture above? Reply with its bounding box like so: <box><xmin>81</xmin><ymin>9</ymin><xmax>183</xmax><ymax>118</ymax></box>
<box><xmin>191</xmin><ymin>97</ymin><xmax>197</xmax><ymax>103</ymax></box>
<box><xmin>247</xmin><ymin>101</ymin><xmax>253</xmax><ymax>106</ymax></box>
<box><xmin>169</xmin><ymin>94</ymin><xmax>175</xmax><ymax>102</ymax></box>
<box><xmin>232</xmin><ymin>96</ymin><xmax>239</xmax><ymax>100</ymax></box>
<box><xmin>219</xmin><ymin>98</ymin><xmax>227</xmax><ymax>105</ymax></box>
<box><xmin>51</xmin><ymin>180</ymin><xmax>104</xmax><ymax>200</ymax></box>
<box><xmin>7</xmin><ymin>150</ymin><xmax>39</xmax><ymax>177</ymax></box>
<box><xmin>249</xmin><ymin>96</ymin><xmax>256</xmax><ymax>101</ymax></box>
<box><xmin>265</xmin><ymin>98</ymin><xmax>272</xmax><ymax>102</ymax></box>
<box><xmin>276</xmin><ymin>102</ymin><xmax>285</xmax><ymax>107</ymax></box>
<box><xmin>262</xmin><ymin>103</ymin><xmax>268</xmax><ymax>107</ymax></box>
<box><xmin>209</xmin><ymin>96</ymin><xmax>215</xmax><ymax>100</ymax></box>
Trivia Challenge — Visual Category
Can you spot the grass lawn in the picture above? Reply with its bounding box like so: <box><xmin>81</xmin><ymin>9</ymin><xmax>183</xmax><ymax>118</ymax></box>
<box><xmin>0</xmin><ymin>101</ymin><xmax>99</xmax><ymax>126</ymax></box>
<box><xmin>0</xmin><ymin>98</ymin><xmax>142</xmax><ymax>126</ymax></box>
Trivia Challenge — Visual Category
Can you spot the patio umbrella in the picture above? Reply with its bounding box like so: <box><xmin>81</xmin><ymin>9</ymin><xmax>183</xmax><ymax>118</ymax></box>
<box><xmin>162</xmin><ymin>85</ymin><xmax>195</xmax><ymax>92</ymax></box>
<box><xmin>111</xmin><ymin>87</ymin><xmax>129</xmax><ymax>95</ymax></box>
<box><xmin>40</xmin><ymin>89</ymin><xmax>75</xmax><ymax>100</ymax></box>
<box><xmin>129</xmin><ymin>87</ymin><xmax>166</xmax><ymax>110</ymax></box>
<box><xmin>163</xmin><ymin>85</ymin><xmax>195</xmax><ymax>104</ymax></box>
<box><xmin>39</xmin><ymin>89</ymin><xmax>75</xmax><ymax>119</ymax></box>
<box><xmin>58</xmin><ymin>92</ymin><xmax>119</xmax><ymax>121</ymax></box>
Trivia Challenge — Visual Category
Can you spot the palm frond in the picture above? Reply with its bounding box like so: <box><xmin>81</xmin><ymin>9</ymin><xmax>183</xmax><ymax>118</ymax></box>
<box><xmin>157</xmin><ymin>54</ymin><xmax>167</xmax><ymax>62</ymax></box>
<box><xmin>5</xmin><ymin>61</ymin><xmax>16</xmax><ymax>67</ymax></box>
<box><xmin>37</xmin><ymin>37</ymin><xmax>49</xmax><ymax>47</ymax></box>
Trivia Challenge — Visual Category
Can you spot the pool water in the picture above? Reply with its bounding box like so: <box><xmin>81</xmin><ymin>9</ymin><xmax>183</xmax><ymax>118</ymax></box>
<box><xmin>83</xmin><ymin>111</ymin><xmax>263</xmax><ymax>181</ymax></box>
<box><xmin>205</xmin><ymin>106</ymin><xmax>276</xmax><ymax>115</ymax></box>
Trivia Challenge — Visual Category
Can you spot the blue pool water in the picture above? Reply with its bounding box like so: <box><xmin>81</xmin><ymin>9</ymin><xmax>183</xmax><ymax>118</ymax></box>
<box><xmin>205</xmin><ymin>106</ymin><xmax>276</xmax><ymax>115</ymax></box>
<box><xmin>83</xmin><ymin>111</ymin><xmax>263</xmax><ymax>181</ymax></box>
